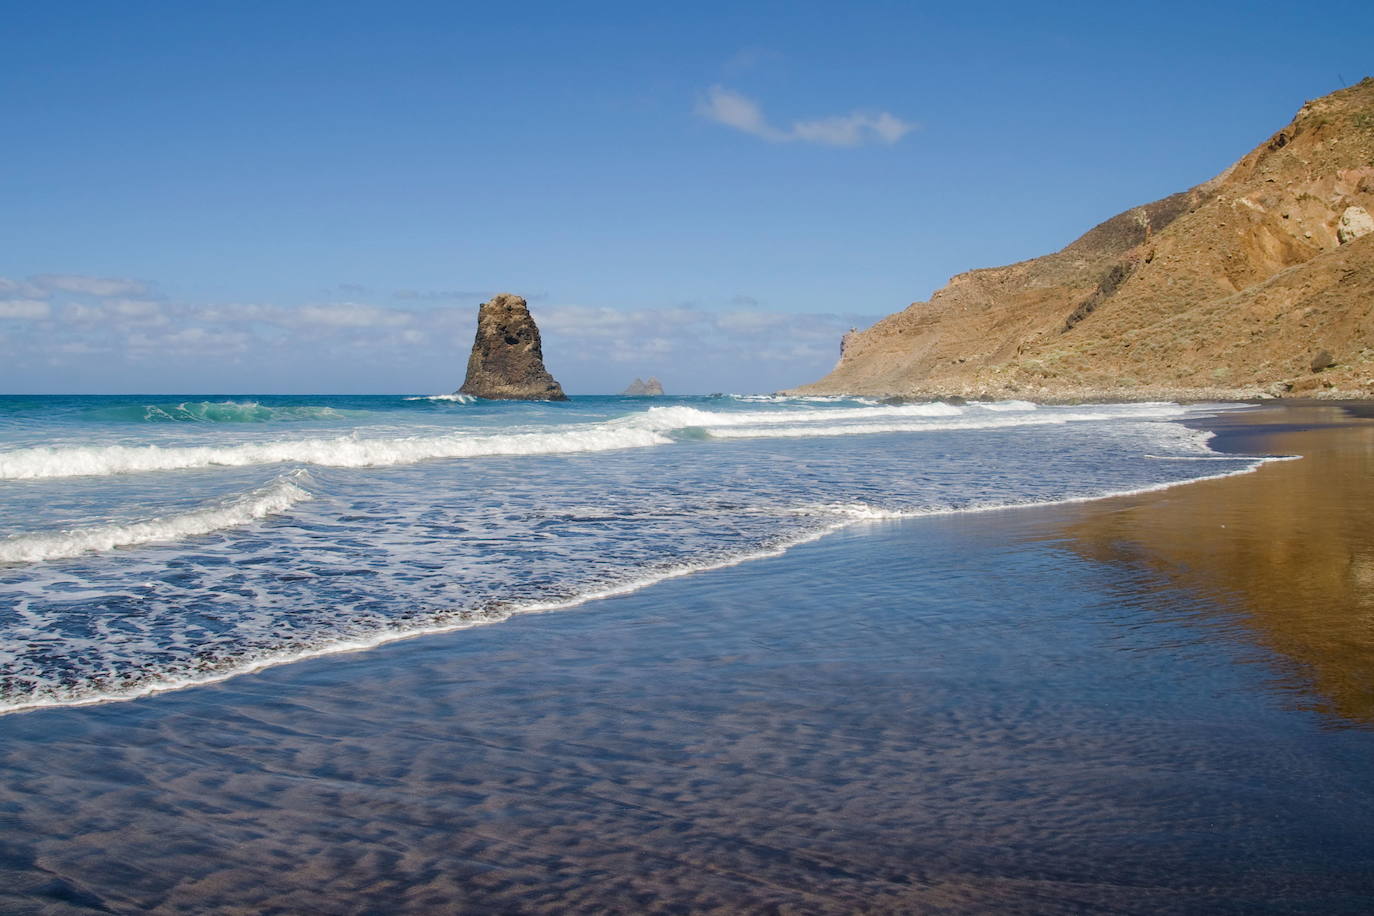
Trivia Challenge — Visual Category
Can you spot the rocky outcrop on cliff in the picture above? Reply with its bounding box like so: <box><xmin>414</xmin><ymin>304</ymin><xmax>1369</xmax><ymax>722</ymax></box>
<box><xmin>793</xmin><ymin>79</ymin><xmax>1374</xmax><ymax>401</ymax></box>
<box><xmin>458</xmin><ymin>293</ymin><xmax>568</xmax><ymax>400</ymax></box>
<box><xmin>621</xmin><ymin>377</ymin><xmax>664</xmax><ymax>396</ymax></box>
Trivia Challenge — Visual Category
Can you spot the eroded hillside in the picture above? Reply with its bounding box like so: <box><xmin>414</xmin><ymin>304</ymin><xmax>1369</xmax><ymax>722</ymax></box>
<box><xmin>794</xmin><ymin>79</ymin><xmax>1374</xmax><ymax>400</ymax></box>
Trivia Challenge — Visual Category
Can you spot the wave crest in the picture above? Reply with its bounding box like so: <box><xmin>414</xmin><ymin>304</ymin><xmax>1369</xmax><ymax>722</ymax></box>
<box><xmin>404</xmin><ymin>394</ymin><xmax>478</xmax><ymax>403</ymax></box>
<box><xmin>0</xmin><ymin>426</ymin><xmax>670</xmax><ymax>480</ymax></box>
<box><xmin>0</xmin><ymin>472</ymin><xmax>313</xmax><ymax>563</ymax></box>
<box><xmin>0</xmin><ymin>400</ymin><xmax>1206</xmax><ymax>481</ymax></box>
<box><xmin>87</xmin><ymin>401</ymin><xmax>366</xmax><ymax>423</ymax></box>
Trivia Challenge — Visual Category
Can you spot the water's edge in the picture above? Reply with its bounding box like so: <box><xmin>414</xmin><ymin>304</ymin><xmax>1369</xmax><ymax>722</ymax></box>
<box><xmin>0</xmin><ymin>403</ymin><xmax>1287</xmax><ymax>716</ymax></box>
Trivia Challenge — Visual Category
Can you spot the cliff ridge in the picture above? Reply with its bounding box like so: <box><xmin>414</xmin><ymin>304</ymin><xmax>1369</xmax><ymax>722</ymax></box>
<box><xmin>792</xmin><ymin>79</ymin><xmax>1374</xmax><ymax>401</ymax></box>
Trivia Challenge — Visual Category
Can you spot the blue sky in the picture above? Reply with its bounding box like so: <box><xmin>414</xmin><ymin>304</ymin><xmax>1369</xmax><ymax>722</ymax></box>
<box><xmin>2</xmin><ymin>1</ymin><xmax>1369</xmax><ymax>393</ymax></box>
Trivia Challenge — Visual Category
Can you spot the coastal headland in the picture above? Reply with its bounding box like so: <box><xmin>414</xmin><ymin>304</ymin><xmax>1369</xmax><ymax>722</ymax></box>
<box><xmin>791</xmin><ymin>79</ymin><xmax>1374</xmax><ymax>402</ymax></box>
<box><xmin>2</xmin><ymin>402</ymin><xmax>1372</xmax><ymax>913</ymax></box>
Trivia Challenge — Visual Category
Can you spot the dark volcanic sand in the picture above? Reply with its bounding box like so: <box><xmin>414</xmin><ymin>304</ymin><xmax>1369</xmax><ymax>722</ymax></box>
<box><xmin>2</xmin><ymin>404</ymin><xmax>1373</xmax><ymax>913</ymax></box>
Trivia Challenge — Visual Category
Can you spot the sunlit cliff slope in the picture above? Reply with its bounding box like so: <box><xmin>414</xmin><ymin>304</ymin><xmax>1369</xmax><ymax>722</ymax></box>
<box><xmin>793</xmin><ymin>79</ymin><xmax>1374</xmax><ymax>400</ymax></box>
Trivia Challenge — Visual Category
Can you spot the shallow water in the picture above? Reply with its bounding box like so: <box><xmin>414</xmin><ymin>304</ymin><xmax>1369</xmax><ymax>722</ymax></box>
<box><xmin>2</xmin><ymin>415</ymin><xmax>1373</xmax><ymax>912</ymax></box>
<box><xmin>0</xmin><ymin>394</ymin><xmax>1265</xmax><ymax>711</ymax></box>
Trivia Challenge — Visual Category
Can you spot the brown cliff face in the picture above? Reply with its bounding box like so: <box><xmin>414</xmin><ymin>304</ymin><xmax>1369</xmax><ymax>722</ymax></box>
<box><xmin>458</xmin><ymin>293</ymin><xmax>568</xmax><ymax>400</ymax></box>
<box><xmin>793</xmin><ymin>79</ymin><xmax>1374</xmax><ymax>401</ymax></box>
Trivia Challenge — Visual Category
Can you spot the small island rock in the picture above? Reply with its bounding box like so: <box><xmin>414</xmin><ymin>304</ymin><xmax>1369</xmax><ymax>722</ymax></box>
<box><xmin>458</xmin><ymin>293</ymin><xmax>567</xmax><ymax>401</ymax></box>
<box><xmin>621</xmin><ymin>377</ymin><xmax>664</xmax><ymax>396</ymax></box>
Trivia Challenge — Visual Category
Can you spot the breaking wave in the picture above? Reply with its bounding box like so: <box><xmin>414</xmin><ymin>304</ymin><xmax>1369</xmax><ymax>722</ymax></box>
<box><xmin>404</xmin><ymin>393</ymin><xmax>477</xmax><ymax>403</ymax></box>
<box><xmin>705</xmin><ymin>413</ymin><xmax>1176</xmax><ymax>439</ymax></box>
<box><xmin>0</xmin><ymin>472</ymin><xmax>313</xmax><ymax>563</ymax></box>
<box><xmin>0</xmin><ymin>401</ymin><xmax>1203</xmax><ymax>480</ymax></box>
<box><xmin>0</xmin><ymin>448</ymin><xmax>1282</xmax><ymax>715</ymax></box>
<box><xmin>726</xmin><ymin>393</ymin><xmax>880</xmax><ymax>405</ymax></box>
<box><xmin>88</xmin><ymin>401</ymin><xmax>365</xmax><ymax>423</ymax></box>
<box><xmin>620</xmin><ymin>402</ymin><xmax>965</xmax><ymax>430</ymax></box>
<box><xmin>622</xmin><ymin>401</ymin><xmax>1188</xmax><ymax>438</ymax></box>
<box><xmin>0</xmin><ymin>426</ymin><xmax>671</xmax><ymax>480</ymax></box>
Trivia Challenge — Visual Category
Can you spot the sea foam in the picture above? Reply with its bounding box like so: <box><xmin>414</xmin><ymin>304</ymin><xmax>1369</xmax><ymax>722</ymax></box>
<box><xmin>704</xmin><ymin>409</ymin><xmax>1185</xmax><ymax>440</ymax></box>
<box><xmin>0</xmin><ymin>472</ymin><xmax>313</xmax><ymax>563</ymax></box>
<box><xmin>0</xmin><ymin>446</ymin><xmax>1283</xmax><ymax>715</ymax></box>
<box><xmin>0</xmin><ymin>401</ymin><xmax>1200</xmax><ymax>480</ymax></box>
<box><xmin>624</xmin><ymin>402</ymin><xmax>966</xmax><ymax>430</ymax></box>
<box><xmin>0</xmin><ymin>426</ymin><xmax>671</xmax><ymax>480</ymax></box>
<box><xmin>404</xmin><ymin>394</ymin><xmax>477</xmax><ymax>403</ymax></box>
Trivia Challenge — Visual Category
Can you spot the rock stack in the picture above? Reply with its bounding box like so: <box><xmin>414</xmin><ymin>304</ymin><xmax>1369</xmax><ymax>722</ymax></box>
<box><xmin>458</xmin><ymin>294</ymin><xmax>567</xmax><ymax>400</ymax></box>
<box><xmin>621</xmin><ymin>377</ymin><xmax>664</xmax><ymax>396</ymax></box>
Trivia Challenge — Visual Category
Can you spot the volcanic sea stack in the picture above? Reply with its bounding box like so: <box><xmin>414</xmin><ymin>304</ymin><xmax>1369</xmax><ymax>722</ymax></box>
<box><xmin>458</xmin><ymin>293</ymin><xmax>567</xmax><ymax>400</ymax></box>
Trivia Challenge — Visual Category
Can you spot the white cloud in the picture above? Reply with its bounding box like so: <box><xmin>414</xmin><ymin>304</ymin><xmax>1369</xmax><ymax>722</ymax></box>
<box><xmin>7</xmin><ymin>272</ymin><xmax>883</xmax><ymax>392</ymax></box>
<box><xmin>697</xmin><ymin>86</ymin><xmax>782</xmax><ymax>141</ymax></box>
<box><xmin>127</xmin><ymin>327</ymin><xmax>250</xmax><ymax>353</ymax></box>
<box><xmin>792</xmin><ymin>110</ymin><xmax>914</xmax><ymax>146</ymax></box>
<box><xmin>0</xmin><ymin>277</ymin><xmax>46</xmax><ymax>300</ymax></box>
<box><xmin>697</xmin><ymin>85</ymin><xmax>915</xmax><ymax>147</ymax></box>
<box><xmin>54</xmin><ymin>340</ymin><xmax>106</xmax><ymax>355</ymax></box>
<box><xmin>63</xmin><ymin>303</ymin><xmax>107</xmax><ymax>322</ymax></box>
<box><xmin>111</xmin><ymin>299</ymin><xmax>169</xmax><ymax>325</ymax></box>
<box><xmin>191</xmin><ymin>303</ymin><xmax>286</xmax><ymax>323</ymax></box>
<box><xmin>297</xmin><ymin>304</ymin><xmax>413</xmax><ymax>328</ymax></box>
<box><xmin>537</xmin><ymin>303</ymin><xmax>876</xmax><ymax>371</ymax></box>
<box><xmin>32</xmin><ymin>274</ymin><xmax>147</xmax><ymax>297</ymax></box>
<box><xmin>164</xmin><ymin>327</ymin><xmax>249</xmax><ymax>350</ymax></box>
<box><xmin>716</xmin><ymin>310</ymin><xmax>786</xmax><ymax>332</ymax></box>
<box><xmin>394</xmin><ymin>288</ymin><xmax>492</xmax><ymax>301</ymax></box>
<box><xmin>0</xmin><ymin>300</ymin><xmax>50</xmax><ymax>319</ymax></box>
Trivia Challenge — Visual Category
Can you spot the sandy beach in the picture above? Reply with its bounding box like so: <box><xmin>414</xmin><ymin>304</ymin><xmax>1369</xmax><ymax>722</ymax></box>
<box><xmin>2</xmin><ymin>402</ymin><xmax>1373</xmax><ymax>914</ymax></box>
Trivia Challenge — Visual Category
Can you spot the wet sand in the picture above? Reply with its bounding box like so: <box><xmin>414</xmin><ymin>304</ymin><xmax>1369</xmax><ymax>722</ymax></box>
<box><xmin>2</xmin><ymin>404</ymin><xmax>1374</xmax><ymax>913</ymax></box>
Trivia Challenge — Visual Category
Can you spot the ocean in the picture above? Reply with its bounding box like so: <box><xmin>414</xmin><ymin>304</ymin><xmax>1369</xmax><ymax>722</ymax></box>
<box><xmin>0</xmin><ymin>394</ymin><xmax>1271</xmax><ymax>713</ymax></box>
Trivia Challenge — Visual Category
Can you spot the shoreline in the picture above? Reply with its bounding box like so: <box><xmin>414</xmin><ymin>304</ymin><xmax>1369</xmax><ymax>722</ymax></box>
<box><xmin>0</xmin><ymin>400</ymin><xmax>1288</xmax><ymax>717</ymax></box>
<box><xmin>784</xmin><ymin>385</ymin><xmax>1374</xmax><ymax>404</ymax></box>
<box><xmin>2</xmin><ymin>402</ymin><xmax>1373</xmax><ymax>911</ymax></box>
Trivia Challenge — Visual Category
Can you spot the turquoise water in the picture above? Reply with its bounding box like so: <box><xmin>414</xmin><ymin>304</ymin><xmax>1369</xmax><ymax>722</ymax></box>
<box><xmin>0</xmin><ymin>393</ymin><xmax>1265</xmax><ymax>711</ymax></box>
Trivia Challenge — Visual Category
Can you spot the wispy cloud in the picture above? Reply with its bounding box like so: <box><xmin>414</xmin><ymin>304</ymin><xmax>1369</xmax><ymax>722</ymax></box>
<box><xmin>721</xmin><ymin>47</ymin><xmax>783</xmax><ymax>77</ymax></box>
<box><xmin>697</xmin><ymin>85</ymin><xmax>916</xmax><ymax>147</ymax></box>
<box><xmin>297</xmin><ymin>304</ymin><xmax>413</xmax><ymax>327</ymax></box>
<box><xmin>31</xmin><ymin>274</ymin><xmax>147</xmax><ymax>298</ymax></box>
<box><xmin>536</xmin><ymin>303</ymin><xmax>871</xmax><ymax>369</ymax></box>
<box><xmin>394</xmin><ymin>288</ymin><xmax>493</xmax><ymax>302</ymax></box>
<box><xmin>0</xmin><ymin>272</ymin><xmax>881</xmax><ymax>392</ymax></box>
<box><xmin>0</xmin><ymin>300</ymin><xmax>50</xmax><ymax>320</ymax></box>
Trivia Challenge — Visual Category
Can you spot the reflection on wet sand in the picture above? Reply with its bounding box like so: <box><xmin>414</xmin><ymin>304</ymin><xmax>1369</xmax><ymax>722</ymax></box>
<box><xmin>1064</xmin><ymin>405</ymin><xmax>1374</xmax><ymax>725</ymax></box>
<box><xmin>1</xmin><ymin>405</ymin><xmax>1373</xmax><ymax>912</ymax></box>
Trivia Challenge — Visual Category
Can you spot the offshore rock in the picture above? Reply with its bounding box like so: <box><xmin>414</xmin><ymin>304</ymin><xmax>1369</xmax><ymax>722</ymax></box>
<box><xmin>458</xmin><ymin>294</ymin><xmax>567</xmax><ymax>400</ymax></box>
<box><xmin>621</xmin><ymin>377</ymin><xmax>664</xmax><ymax>396</ymax></box>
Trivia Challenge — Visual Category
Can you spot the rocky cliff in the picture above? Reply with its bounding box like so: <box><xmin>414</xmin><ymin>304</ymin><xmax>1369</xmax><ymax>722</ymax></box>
<box><xmin>458</xmin><ymin>293</ymin><xmax>568</xmax><ymax>400</ymax></box>
<box><xmin>792</xmin><ymin>79</ymin><xmax>1374</xmax><ymax>401</ymax></box>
